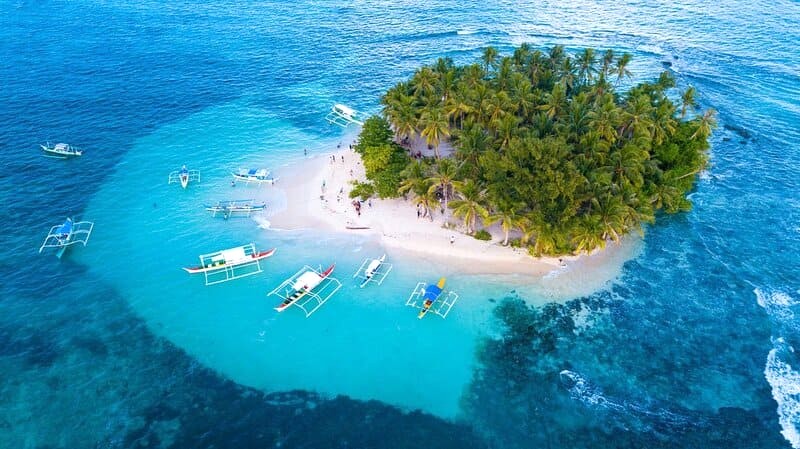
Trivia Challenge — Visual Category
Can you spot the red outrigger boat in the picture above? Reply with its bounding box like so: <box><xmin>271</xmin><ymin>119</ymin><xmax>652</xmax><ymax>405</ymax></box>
<box><xmin>274</xmin><ymin>264</ymin><xmax>335</xmax><ymax>312</ymax></box>
<box><xmin>183</xmin><ymin>247</ymin><xmax>275</xmax><ymax>274</ymax></box>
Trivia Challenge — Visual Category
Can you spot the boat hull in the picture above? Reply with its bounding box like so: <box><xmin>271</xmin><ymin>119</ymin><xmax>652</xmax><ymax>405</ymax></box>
<box><xmin>180</xmin><ymin>174</ymin><xmax>188</xmax><ymax>189</ymax></box>
<box><xmin>183</xmin><ymin>249</ymin><xmax>276</xmax><ymax>274</ymax></box>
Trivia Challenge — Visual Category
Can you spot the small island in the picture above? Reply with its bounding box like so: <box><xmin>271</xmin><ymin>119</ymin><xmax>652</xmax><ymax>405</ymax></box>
<box><xmin>351</xmin><ymin>44</ymin><xmax>714</xmax><ymax>256</ymax></box>
<box><xmin>270</xmin><ymin>45</ymin><xmax>714</xmax><ymax>275</ymax></box>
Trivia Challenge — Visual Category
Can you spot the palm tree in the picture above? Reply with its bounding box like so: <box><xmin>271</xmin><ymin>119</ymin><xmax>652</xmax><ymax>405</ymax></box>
<box><xmin>481</xmin><ymin>46</ymin><xmax>499</xmax><ymax>73</ymax></box>
<box><xmin>680</xmin><ymin>86</ymin><xmax>697</xmax><ymax>118</ymax></box>
<box><xmin>398</xmin><ymin>161</ymin><xmax>430</xmax><ymax>198</ymax></box>
<box><xmin>411</xmin><ymin>67</ymin><xmax>439</xmax><ymax>100</ymax></box>
<box><xmin>690</xmin><ymin>108</ymin><xmax>717</xmax><ymax>140</ymax></box>
<box><xmin>540</xmin><ymin>83</ymin><xmax>567</xmax><ymax>119</ymax></box>
<box><xmin>594</xmin><ymin>194</ymin><xmax>627</xmax><ymax>242</ymax></box>
<box><xmin>426</xmin><ymin>158</ymin><xmax>458</xmax><ymax>212</ymax></box>
<box><xmin>614</xmin><ymin>53</ymin><xmax>633</xmax><ymax>85</ymax></box>
<box><xmin>419</xmin><ymin>107</ymin><xmax>451</xmax><ymax>158</ymax></box>
<box><xmin>486</xmin><ymin>206</ymin><xmax>527</xmax><ymax>246</ymax></box>
<box><xmin>577</xmin><ymin>48</ymin><xmax>597</xmax><ymax>85</ymax></box>
<box><xmin>450</xmin><ymin>180</ymin><xmax>489</xmax><ymax>233</ymax></box>
<box><xmin>415</xmin><ymin>190</ymin><xmax>439</xmax><ymax>220</ymax></box>
<box><xmin>600</xmin><ymin>49</ymin><xmax>615</xmax><ymax>77</ymax></box>
<box><xmin>571</xmin><ymin>216</ymin><xmax>606</xmax><ymax>253</ymax></box>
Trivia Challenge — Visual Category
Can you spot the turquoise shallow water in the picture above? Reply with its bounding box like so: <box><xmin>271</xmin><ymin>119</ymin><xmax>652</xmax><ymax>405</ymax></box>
<box><xmin>2</xmin><ymin>0</ymin><xmax>799</xmax><ymax>447</ymax></box>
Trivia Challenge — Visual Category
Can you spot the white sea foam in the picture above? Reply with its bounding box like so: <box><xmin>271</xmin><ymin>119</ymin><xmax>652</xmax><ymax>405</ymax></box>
<box><xmin>755</xmin><ymin>288</ymin><xmax>798</xmax><ymax>325</ymax></box>
<box><xmin>765</xmin><ymin>340</ymin><xmax>800</xmax><ymax>448</ymax></box>
<box><xmin>253</xmin><ymin>216</ymin><xmax>271</xmax><ymax>229</ymax></box>
<box><xmin>456</xmin><ymin>28</ymin><xmax>478</xmax><ymax>35</ymax></box>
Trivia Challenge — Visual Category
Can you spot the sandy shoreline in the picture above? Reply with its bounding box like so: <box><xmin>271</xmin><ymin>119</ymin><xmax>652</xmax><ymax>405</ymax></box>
<box><xmin>266</xmin><ymin>148</ymin><xmax>635</xmax><ymax>278</ymax></box>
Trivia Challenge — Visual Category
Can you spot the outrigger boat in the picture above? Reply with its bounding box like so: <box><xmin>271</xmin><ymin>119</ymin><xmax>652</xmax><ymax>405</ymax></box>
<box><xmin>204</xmin><ymin>199</ymin><xmax>266</xmax><ymax>218</ymax></box>
<box><xmin>406</xmin><ymin>278</ymin><xmax>459</xmax><ymax>319</ymax></box>
<box><xmin>353</xmin><ymin>254</ymin><xmax>392</xmax><ymax>288</ymax></box>
<box><xmin>41</xmin><ymin>142</ymin><xmax>82</xmax><ymax>158</ymax></box>
<box><xmin>268</xmin><ymin>264</ymin><xmax>342</xmax><ymax>317</ymax></box>
<box><xmin>274</xmin><ymin>264</ymin><xmax>335</xmax><ymax>312</ymax></box>
<box><xmin>39</xmin><ymin>217</ymin><xmax>94</xmax><ymax>258</ymax></box>
<box><xmin>325</xmin><ymin>103</ymin><xmax>368</xmax><ymax>127</ymax></box>
<box><xmin>168</xmin><ymin>165</ymin><xmax>200</xmax><ymax>189</ymax></box>
<box><xmin>232</xmin><ymin>168</ymin><xmax>275</xmax><ymax>185</ymax></box>
<box><xmin>183</xmin><ymin>243</ymin><xmax>275</xmax><ymax>285</ymax></box>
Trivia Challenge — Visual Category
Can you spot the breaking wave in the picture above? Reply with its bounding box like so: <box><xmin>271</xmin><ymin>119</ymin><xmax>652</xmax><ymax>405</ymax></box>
<box><xmin>756</xmin><ymin>288</ymin><xmax>800</xmax><ymax>448</ymax></box>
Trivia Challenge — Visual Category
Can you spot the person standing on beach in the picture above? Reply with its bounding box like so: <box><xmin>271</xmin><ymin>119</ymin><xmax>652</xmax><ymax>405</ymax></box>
<box><xmin>341</xmin><ymin>155</ymin><xmax>344</xmax><ymax>163</ymax></box>
<box><xmin>450</xmin><ymin>234</ymin><xmax>455</xmax><ymax>245</ymax></box>
<box><xmin>304</xmin><ymin>148</ymin><xmax>308</xmax><ymax>156</ymax></box>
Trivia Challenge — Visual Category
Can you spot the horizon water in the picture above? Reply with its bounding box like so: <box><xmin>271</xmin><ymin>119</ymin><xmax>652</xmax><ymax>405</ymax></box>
<box><xmin>2</xmin><ymin>0</ymin><xmax>799</xmax><ymax>448</ymax></box>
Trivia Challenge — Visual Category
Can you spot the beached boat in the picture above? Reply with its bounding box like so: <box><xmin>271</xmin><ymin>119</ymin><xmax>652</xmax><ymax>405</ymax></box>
<box><xmin>205</xmin><ymin>199</ymin><xmax>266</xmax><ymax>218</ymax></box>
<box><xmin>168</xmin><ymin>165</ymin><xmax>200</xmax><ymax>188</ymax></box>
<box><xmin>406</xmin><ymin>278</ymin><xmax>459</xmax><ymax>319</ymax></box>
<box><xmin>183</xmin><ymin>244</ymin><xmax>274</xmax><ymax>285</ymax></box>
<box><xmin>39</xmin><ymin>217</ymin><xmax>94</xmax><ymax>258</ymax></box>
<box><xmin>232</xmin><ymin>168</ymin><xmax>275</xmax><ymax>185</ymax></box>
<box><xmin>353</xmin><ymin>254</ymin><xmax>392</xmax><ymax>288</ymax></box>
<box><xmin>274</xmin><ymin>264</ymin><xmax>335</xmax><ymax>312</ymax></box>
<box><xmin>41</xmin><ymin>142</ymin><xmax>82</xmax><ymax>158</ymax></box>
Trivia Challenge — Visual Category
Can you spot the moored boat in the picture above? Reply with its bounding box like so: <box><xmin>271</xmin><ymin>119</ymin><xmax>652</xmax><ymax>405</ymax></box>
<box><xmin>418</xmin><ymin>277</ymin><xmax>446</xmax><ymax>319</ymax></box>
<box><xmin>274</xmin><ymin>264</ymin><xmax>335</xmax><ymax>312</ymax></box>
<box><xmin>41</xmin><ymin>142</ymin><xmax>82</xmax><ymax>158</ymax></box>
<box><xmin>232</xmin><ymin>168</ymin><xmax>275</xmax><ymax>185</ymax></box>
<box><xmin>183</xmin><ymin>247</ymin><xmax>276</xmax><ymax>274</ymax></box>
<box><xmin>168</xmin><ymin>166</ymin><xmax>200</xmax><ymax>188</ymax></box>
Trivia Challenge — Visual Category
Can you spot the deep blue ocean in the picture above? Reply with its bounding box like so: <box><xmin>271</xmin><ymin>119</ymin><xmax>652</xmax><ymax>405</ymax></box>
<box><xmin>2</xmin><ymin>0</ymin><xmax>800</xmax><ymax>448</ymax></box>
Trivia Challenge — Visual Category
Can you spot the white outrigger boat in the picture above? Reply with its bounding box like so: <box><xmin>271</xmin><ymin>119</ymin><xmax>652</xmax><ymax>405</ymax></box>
<box><xmin>168</xmin><ymin>165</ymin><xmax>200</xmax><ymax>189</ymax></box>
<box><xmin>268</xmin><ymin>264</ymin><xmax>342</xmax><ymax>317</ymax></box>
<box><xmin>325</xmin><ymin>103</ymin><xmax>367</xmax><ymax>127</ymax></box>
<box><xmin>41</xmin><ymin>142</ymin><xmax>82</xmax><ymax>158</ymax></box>
<box><xmin>232</xmin><ymin>168</ymin><xmax>275</xmax><ymax>185</ymax></box>
<box><xmin>183</xmin><ymin>243</ymin><xmax>275</xmax><ymax>285</ymax></box>
<box><xmin>204</xmin><ymin>199</ymin><xmax>266</xmax><ymax>218</ymax></box>
<box><xmin>39</xmin><ymin>217</ymin><xmax>94</xmax><ymax>258</ymax></box>
<box><xmin>353</xmin><ymin>254</ymin><xmax>392</xmax><ymax>288</ymax></box>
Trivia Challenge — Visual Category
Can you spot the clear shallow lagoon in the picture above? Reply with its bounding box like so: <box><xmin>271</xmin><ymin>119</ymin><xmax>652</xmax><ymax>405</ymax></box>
<box><xmin>2</xmin><ymin>0</ymin><xmax>799</xmax><ymax>447</ymax></box>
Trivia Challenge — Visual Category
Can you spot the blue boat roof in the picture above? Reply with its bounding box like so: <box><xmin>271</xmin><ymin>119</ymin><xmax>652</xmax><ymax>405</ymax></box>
<box><xmin>57</xmin><ymin>218</ymin><xmax>73</xmax><ymax>235</ymax></box>
<box><xmin>248</xmin><ymin>168</ymin><xmax>257</xmax><ymax>175</ymax></box>
<box><xmin>423</xmin><ymin>284</ymin><xmax>442</xmax><ymax>301</ymax></box>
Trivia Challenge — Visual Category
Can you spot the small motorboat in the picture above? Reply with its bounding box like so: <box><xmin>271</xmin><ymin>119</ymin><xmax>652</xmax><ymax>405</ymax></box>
<box><xmin>204</xmin><ymin>199</ymin><xmax>266</xmax><ymax>218</ymax></box>
<box><xmin>274</xmin><ymin>264</ymin><xmax>335</xmax><ymax>312</ymax></box>
<box><xmin>232</xmin><ymin>168</ymin><xmax>275</xmax><ymax>185</ymax></box>
<box><xmin>41</xmin><ymin>142</ymin><xmax>82</xmax><ymax>158</ymax></box>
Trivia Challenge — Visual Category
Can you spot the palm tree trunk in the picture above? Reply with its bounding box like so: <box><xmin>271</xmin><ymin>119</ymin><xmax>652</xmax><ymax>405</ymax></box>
<box><xmin>503</xmin><ymin>228</ymin><xmax>509</xmax><ymax>245</ymax></box>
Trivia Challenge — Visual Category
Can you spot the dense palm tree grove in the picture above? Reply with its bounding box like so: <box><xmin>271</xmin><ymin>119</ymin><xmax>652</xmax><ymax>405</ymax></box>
<box><xmin>357</xmin><ymin>44</ymin><xmax>714</xmax><ymax>256</ymax></box>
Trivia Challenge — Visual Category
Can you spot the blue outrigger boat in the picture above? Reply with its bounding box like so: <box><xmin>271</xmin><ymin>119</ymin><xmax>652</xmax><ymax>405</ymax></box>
<box><xmin>39</xmin><ymin>217</ymin><xmax>94</xmax><ymax>258</ymax></box>
<box><xmin>406</xmin><ymin>277</ymin><xmax>459</xmax><ymax>319</ymax></box>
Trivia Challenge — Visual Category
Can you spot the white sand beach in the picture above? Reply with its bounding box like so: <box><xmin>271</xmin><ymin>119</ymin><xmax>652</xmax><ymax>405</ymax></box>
<box><xmin>268</xmin><ymin>147</ymin><xmax>635</xmax><ymax>278</ymax></box>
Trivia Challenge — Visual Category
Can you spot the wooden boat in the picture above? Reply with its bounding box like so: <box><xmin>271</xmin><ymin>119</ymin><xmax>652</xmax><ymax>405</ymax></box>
<box><xmin>168</xmin><ymin>165</ymin><xmax>200</xmax><ymax>188</ymax></box>
<box><xmin>274</xmin><ymin>264</ymin><xmax>335</xmax><ymax>312</ymax></box>
<box><xmin>39</xmin><ymin>217</ymin><xmax>94</xmax><ymax>258</ymax></box>
<box><xmin>183</xmin><ymin>247</ymin><xmax>275</xmax><ymax>274</ymax></box>
<box><xmin>205</xmin><ymin>199</ymin><xmax>266</xmax><ymax>218</ymax></box>
<box><xmin>418</xmin><ymin>277</ymin><xmax>446</xmax><ymax>319</ymax></box>
<box><xmin>232</xmin><ymin>168</ymin><xmax>275</xmax><ymax>185</ymax></box>
<box><xmin>41</xmin><ymin>142</ymin><xmax>82</xmax><ymax>158</ymax></box>
<box><xmin>361</xmin><ymin>255</ymin><xmax>385</xmax><ymax>287</ymax></box>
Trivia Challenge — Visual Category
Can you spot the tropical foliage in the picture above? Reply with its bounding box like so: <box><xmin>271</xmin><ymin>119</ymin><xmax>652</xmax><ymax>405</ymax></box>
<box><xmin>353</xmin><ymin>116</ymin><xmax>411</xmax><ymax>198</ymax></box>
<box><xmin>373</xmin><ymin>45</ymin><xmax>714</xmax><ymax>255</ymax></box>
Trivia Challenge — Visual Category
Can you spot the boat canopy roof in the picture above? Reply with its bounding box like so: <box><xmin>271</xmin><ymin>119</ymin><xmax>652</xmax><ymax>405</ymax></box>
<box><xmin>219</xmin><ymin>246</ymin><xmax>247</xmax><ymax>262</ymax></box>
<box><xmin>57</xmin><ymin>218</ymin><xmax>73</xmax><ymax>235</ymax></box>
<box><xmin>292</xmin><ymin>271</ymin><xmax>321</xmax><ymax>290</ymax></box>
<box><xmin>423</xmin><ymin>284</ymin><xmax>443</xmax><ymax>301</ymax></box>
<box><xmin>54</xmin><ymin>143</ymin><xmax>69</xmax><ymax>150</ymax></box>
<box><xmin>334</xmin><ymin>104</ymin><xmax>355</xmax><ymax>117</ymax></box>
